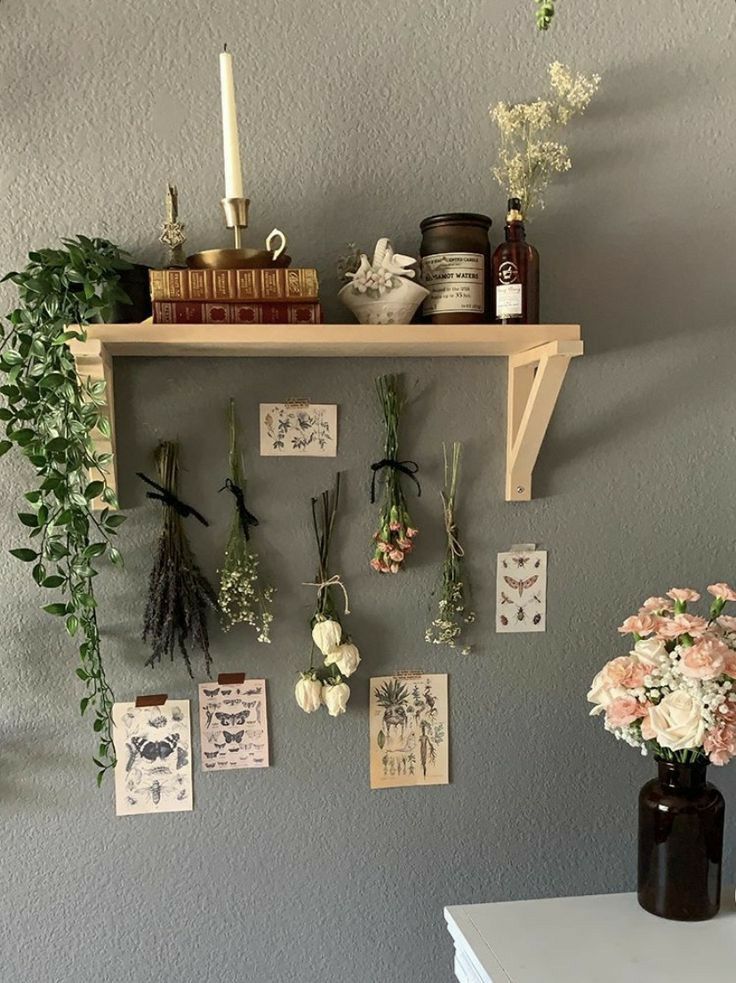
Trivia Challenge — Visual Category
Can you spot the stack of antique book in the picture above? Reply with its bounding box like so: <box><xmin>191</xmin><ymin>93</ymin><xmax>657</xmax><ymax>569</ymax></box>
<box><xmin>149</xmin><ymin>267</ymin><xmax>321</xmax><ymax>324</ymax></box>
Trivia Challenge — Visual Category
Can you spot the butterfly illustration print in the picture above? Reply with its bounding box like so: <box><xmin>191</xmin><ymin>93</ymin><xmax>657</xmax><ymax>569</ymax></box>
<box><xmin>215</xmin><ymin>710</ymin><xmax>249</xmax><ymax>727</ymax></box>
<box><xmin>223</xmin><ymin>730</ymin><xmax>244</xmax><ymax>744</ymax></box>
<box><xmin>203</xmin><ymin>688</ymin><xmax>219</xmax><ymax>698</ymax></box>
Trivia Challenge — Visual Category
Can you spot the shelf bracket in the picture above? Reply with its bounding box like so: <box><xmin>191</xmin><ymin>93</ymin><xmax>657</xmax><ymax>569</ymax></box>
<box><xmin>506</xmin><ymin>339</ymin><xmax>584</xmax><ymax>501</ymax></box>
<box><xmin>72</xmin><ymin>337</ymin><xmax>117</xmax><ymax>508</ymax></box>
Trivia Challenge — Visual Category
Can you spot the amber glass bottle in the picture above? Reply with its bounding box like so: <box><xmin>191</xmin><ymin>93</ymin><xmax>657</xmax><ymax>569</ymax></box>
<box><xmin>492</xmin><ymin>198</ymin><xmax>539</xmax><ymax>324</ymax></box>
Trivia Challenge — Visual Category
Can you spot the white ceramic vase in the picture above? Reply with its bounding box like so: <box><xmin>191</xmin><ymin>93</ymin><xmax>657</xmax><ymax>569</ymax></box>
<box><xmin>338</xmin><ymin>278</ymin><xmax>429</xmax><ymax>325</ymax></box>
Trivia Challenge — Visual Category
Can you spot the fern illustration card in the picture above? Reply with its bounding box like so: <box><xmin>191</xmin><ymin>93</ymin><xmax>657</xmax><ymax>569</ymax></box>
<box><xmin>112</xmin><ymin>700</ymin><xmax>193</xmax><ymax>816</ymax></box>
<box><xmin>198</xmin><ymin>679</ymin><xmax>270</xmax><ymax>771</ymax></box>
<box><xmin>496</xmin><ymin>548</ymin><xmax>547</xmax><ymax>633</ymax></box>
<box><xmin>259</xmin><ymin>402</ymin><xmax>337</xmax><ymax>457</ymax></box>
<box><xmin>369</xmin><ymin>674</ymin><xmax>449</xmax><ymax>789</ymax></box>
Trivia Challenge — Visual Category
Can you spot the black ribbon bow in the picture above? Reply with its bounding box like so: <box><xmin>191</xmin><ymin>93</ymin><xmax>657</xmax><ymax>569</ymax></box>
<box><xmin>136</xmin><ymin>472</ymin><xmax>209</xmax><ymax>526</ymax></box>
<box><xmin>219</xmin><ymin>477</ymin><xmax>259</xmax><ymax>540</ymax></box>
<box><xmin>369</xmin><ymin>459</ymin><xmax>421</xmax><ymax>504</ymax></box>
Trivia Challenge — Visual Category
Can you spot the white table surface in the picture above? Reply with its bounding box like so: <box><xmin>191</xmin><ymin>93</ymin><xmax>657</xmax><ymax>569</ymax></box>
<box><xmin>445</xmin><ymin>890</ymin><xmax>736</xmax><ymax>982</ymax></box>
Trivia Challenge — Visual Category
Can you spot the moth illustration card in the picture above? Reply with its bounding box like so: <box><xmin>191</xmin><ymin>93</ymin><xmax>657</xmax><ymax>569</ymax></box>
<box><xmin>496</xmin><ymin>548</ymin><xmax>548</xmax><ymax>633</ymax></box>
<box><xmin>198</xmin><ymin>679</ymin><xmax>269</xmax><ymax>770</ymax></box>
<box><xmin>112</xmin><ymin>700</ymin><xmax>193</xmax><ymax>816</ymax></box>
<box><xmin>369</xmin><ymin>674</ymin><xmax>449</xmax><ymax>790</ymax></box>
<box><xmin>259</xmin><ymin>402</ymin><xmax>337</xmax><ymax>457</ymax></box>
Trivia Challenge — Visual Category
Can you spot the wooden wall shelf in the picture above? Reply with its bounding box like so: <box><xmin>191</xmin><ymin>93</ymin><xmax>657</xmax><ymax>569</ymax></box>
<box><xmin>70</xmin><ymin>322</ymin><xmax>583</xmax><ymax>503</ymax></box>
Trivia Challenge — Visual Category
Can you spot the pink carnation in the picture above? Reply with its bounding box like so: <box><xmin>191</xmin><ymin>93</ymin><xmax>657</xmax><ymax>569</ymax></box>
<box><xmin>657</xmin><ymin>614</ymin><xmax>709</xmax><ymax>640</ymax></box>
<box><xmin>721</xmin><ymin>651</ymin><xmax>736</xmax><ymax>678</ymax></box>
<box><xmin>667</xmin><ymin>587</ymin><xmax>701</xmax><ymax>603</ymax></box>
<box><xmin>370</xmin><ymin>558</ymin><xmax>385</xmax><ymax>572</ymax></box>
<box><xmin>606</xmin><ymin>696</ymin><xmax>648</xmax><ymax>729</ymax></box>
<box><xmin>708</xmin><ymin>583</ymin><xmax>736</xmax><ymax>602</ymax></box>
<box><xmin>604</xmin><ymin>656</ymin><xmax>650</xmax><ymax>689</ymax></box>
<box><xmin>639</xmin><ymin>596</ymin><xmax>673</xmax><ymax>614</ymax></box>
<box><xmin>679</xmin><ymin>638</ymin><xmax>728</xmax><ymax>680</ymax></box>
<box><xmin>617</xmin><ymin>614</ymin><xmax>658</xmax><ymax>636</ymax></box>
<box><xmin>406</xmin><ymin>527</ymin><xmax>418</xmax><ymax>539</ymax></box>
<box><xmin>718</xmin><ymin>615</ymin><xmax>736</xmax><ymax>633</ymax></box>
<box><xmin>704</xmin><ymin>722</ymin><xmax>736</xmax><ymax>766</ymax></box>
<box><xmin>388</xmin><ymin>549</ymin><xmax>404</xmax><ymax>563</ymax></box>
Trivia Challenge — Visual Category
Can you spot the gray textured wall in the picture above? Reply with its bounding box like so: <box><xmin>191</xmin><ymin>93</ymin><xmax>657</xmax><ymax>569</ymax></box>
<box><xmin>1</xmin><ymin>2</ymin><xmax>735</xmax><ymax>981</ymax></box>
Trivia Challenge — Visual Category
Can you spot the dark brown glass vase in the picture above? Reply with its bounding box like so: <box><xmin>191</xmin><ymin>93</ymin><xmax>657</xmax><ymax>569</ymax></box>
<box><xmin>638</xmin><ymin>758</ymin><xmax>724</xmax><ymax>921</ymax></box>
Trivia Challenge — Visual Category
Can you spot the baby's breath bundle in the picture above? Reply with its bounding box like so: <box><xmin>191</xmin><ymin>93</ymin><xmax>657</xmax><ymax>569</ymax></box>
<box><xmin>426</xmin><ymin>443</ymin><xmax>475</xmax><ymax>654</ymax></box>
<box><xmin>490</xmin><ymin>61</ymin><xmax>600</xmax><ymax>215</ymax></box>
<box><xmin>218</xmin><ymin>399</ymin><xmax>275</xmax><ymax>641</ymax></box>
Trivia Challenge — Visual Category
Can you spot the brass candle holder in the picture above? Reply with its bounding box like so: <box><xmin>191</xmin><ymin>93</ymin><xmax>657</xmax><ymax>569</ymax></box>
<box><xmin>187</xmin><ymin>196</ymin><xmax>291</xmax><ymax>270</ymax></box>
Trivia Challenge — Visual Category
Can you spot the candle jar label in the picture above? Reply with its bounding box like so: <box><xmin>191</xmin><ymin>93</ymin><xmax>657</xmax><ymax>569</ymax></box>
<box><xmin>420</xmin><ymin>252</ymin><xmax>485</xmax><ymax>315</ymax></box>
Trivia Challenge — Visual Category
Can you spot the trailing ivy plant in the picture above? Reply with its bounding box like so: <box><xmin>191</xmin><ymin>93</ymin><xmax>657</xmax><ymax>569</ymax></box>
<box><xmin>0</xmin><ymin>236</ymin><xmax>132</xmax><ymax>784</ymax></box>
<box><xmin>535</xmin><ymin>0</ymin><xmax>556</xmax><ymax>30</ymax></box>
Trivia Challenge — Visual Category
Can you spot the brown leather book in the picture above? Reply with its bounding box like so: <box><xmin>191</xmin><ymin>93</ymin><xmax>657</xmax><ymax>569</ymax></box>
<box><xmin>149</xmin><ymin>267</ymin><xmax>319</xmax><ymax>302</ymax></box>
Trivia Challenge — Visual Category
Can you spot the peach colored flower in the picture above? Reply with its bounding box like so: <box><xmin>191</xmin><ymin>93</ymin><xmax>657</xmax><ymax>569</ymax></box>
<box><xmin>708</xmin><ymin>583</ymin><xmax>736</xmax><ymax>602</ymax></box>
<box><xmin>606</xmin><ymin>696</ymin><xmax>648</xmax><ymax>729</ymax></box>
<box><xmin>721</xmin><ymin>651</ymin><xmax>736</xmax><ymax>678</ymax></box>
<box><xmin>605</xmin><ymin>656</ymin><xmax>650</xmax><ymax>689</ymax></box>
<box><xmin>717</xmin><ymin>697</ymin><xmax>736</xmax><ymax>724</ymax></box>
<box><xmin>639</xmin><ymin>596</ymin><xmax>673</xmax><ymax>614</ymax></box>
<box><xmin>718</xmin><ymin>615</ymin><xmax>736</xmax><ymax>633</ymax></box>
<box><xmin>679</xmin><ymin>638</ymin><xmax>728</xmax><ymax>680</ymax></box>
<box><xmin>617</xmin><ymin>614</ymin><xmax>658</xmax><ymax>636</ymax></box>
<box><xmin>657</xmin><ymin>614</ymin><xmax>709</xmax><ymax>640</ymax></box>
<box><xmin>370</xmin><ymin>558</ymin><xmax>384</xmax><ymax>572</ymax></box>
<box><xmin>406</xmin><ymin>527</ymin><xmax>418</xmax><ymax>538</ymax></box>
<box><xmin>388</xmin><ymin>549</ymin><xmax>404</xmax><ymax>563</ymax></box>
<box><xmin>389</xmin><ymin>563</ymin><xmax>400</xmax><ymax>573</ymax></box>
<box><xmin>704</xmin><ymin>722</ymin><xmax>736</xmax><ymax>766</ymax></box>
<box><xmin>667</xmin><ymin>588</ymin><xmax>701</xmax><ymax>603</ymax></box>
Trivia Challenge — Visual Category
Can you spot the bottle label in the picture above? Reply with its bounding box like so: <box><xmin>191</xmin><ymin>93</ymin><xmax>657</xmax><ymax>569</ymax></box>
<box><xmin>421</xmin><ymin>252</ymin><xmax>485</xmax><ymax>315</ymax></box>
<box><xmin>496</xmin><ymin>284</ymin><xmax>523</xmax><ymax>318</ymax></box>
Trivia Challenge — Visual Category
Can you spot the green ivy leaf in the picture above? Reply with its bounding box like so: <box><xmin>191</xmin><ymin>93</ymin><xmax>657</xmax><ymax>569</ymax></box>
<box><xmin>105</xmin><ymin>514</ymin><xmax>126</xmax><ymax>528</ymax></box>
<box><xmin>43</xmin><ymin>602</ymin><xmax>68</xmax><ymax>616</ymax></box>
<box><xmin>66</xmin><ymin>615</ymin><xmax>79</xmax><ymax>636</ymax></box>
<box><xmin>0</xmin><ymin>440</ymin><xmax>12</xmax><ymax>457</ymax></box>
<box><xmin>84</xmin><ymin>480</ymin><xmax>104</xmax><ymax>500</ymax></box>
<box><xmin>109</xmin><ymin>546</ymin><xmax>123</xmax><ymax>567</ymax></box>
<box><xmin>43</xmin><ymin>575</ymin><xmax>65</xmax><ymax>589</ymax></box>
<box><xmin>9</xmin><ymin>548</ymin><xmax>37</xmax><ymax>562</ymax></box>
<box><xmin>18</xmin><ymin>512</ymin><xmax>39</xmax><ymax>527</ymax></box>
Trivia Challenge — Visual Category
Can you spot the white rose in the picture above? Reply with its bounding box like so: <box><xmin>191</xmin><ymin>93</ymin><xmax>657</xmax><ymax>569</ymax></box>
<box><xmin>647</xmin><ymin>690</ymin><xmax>705</xmax><ymax>751</ymax></box>
<box><xmin>587</xmin><ymin>668</ymin><xmax>627</xmax><ymax>716</ymax></box>
<box><xmin>633</xmin><ymin>638</ymin><xmax>668</xmax><ymax>664</ymax></box>
<box><xmin>324</xmin><ymin>642</ymin><xmax>361</xmax><ymax>678</ymax></box>
<box><xmin>322</xmin><ymin>681</ymin><xmax>350</xmax><ymax>717</ymax></box>
<box><xmin>295</xmin><ymin>674</ymin><xmax>322</xmax><ymax>713</ymax></box>
<box><xmin>312</xmin><ymin>619</ymin><xmax>342</xmax><ymax>655</ymax></box>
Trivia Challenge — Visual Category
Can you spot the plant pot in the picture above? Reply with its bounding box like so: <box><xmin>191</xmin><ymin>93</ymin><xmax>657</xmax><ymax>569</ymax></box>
<box><xmin>109</xmin><ymin>264</ymin><xmax>152</xmax><ymax>323</ymax></box>
<box><xmin>638</xmin><ymin>758</ymin><xmax>724</xmax><ymax>921</ymax></box>
<box><xmin>338</xmin><ymin>278</ymin><xmax>429</xmax><ymax>325</ymax></box>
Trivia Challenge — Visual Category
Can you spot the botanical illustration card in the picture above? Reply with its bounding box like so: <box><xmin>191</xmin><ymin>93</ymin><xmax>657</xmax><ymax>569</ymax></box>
<box><xmin>496</xmin><ymin>548</ymin><xmax>547</xmax><ymax>633</ymax></box>
<box><xmin>259</xmin><ymin>402</ymin><xmax>337</xmax><ymax>457</ymax></box>
<box><xmin>112</xmin><ymin>700</ymin><xmax>193</xmax><ymax>816</ymax></box>
<box><xmin>198</xmin><ymin>679</ymin><xmax>269</xmax><ymax>770</ymax></box>
<box><xmin>369</xmin><ymin>674</ymin><xmax>449</xmax><ymax>790</ymax></box>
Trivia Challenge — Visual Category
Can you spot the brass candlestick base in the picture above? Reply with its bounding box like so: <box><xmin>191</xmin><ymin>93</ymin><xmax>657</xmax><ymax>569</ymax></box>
<box><xmin>186</xmin><ymin>196</ymin><xmax>292</xmax><ymax>270</ymax></box>
<box><xmin>221</xmin><ymin>196</ymin><xmax>249</xmax><ymax>249</ymax></box>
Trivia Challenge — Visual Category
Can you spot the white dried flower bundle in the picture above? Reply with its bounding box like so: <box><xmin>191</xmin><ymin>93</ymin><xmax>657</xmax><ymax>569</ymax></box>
<box><xmin>490</xmin><ymin>62</ymin><xmax>601</xmax><ymax>216</ymax></box>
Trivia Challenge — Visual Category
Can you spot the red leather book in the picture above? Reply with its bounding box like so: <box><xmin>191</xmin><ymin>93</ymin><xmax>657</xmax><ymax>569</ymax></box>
<box><xmin>152</xmin><ymin>300</ymin><xmax>322</xmax><ymax>324</ymax></box>
<box><xmin>149</xmin><ymin>267</ymin><xmax>319</xmax><ymax>302</ymax></box>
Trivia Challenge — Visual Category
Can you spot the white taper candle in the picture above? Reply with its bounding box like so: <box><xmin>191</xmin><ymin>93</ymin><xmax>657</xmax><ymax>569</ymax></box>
<box><xmin>219</xmin><ymin>45</ymin><xmax>244</xmax><ymax>199</ymax></box>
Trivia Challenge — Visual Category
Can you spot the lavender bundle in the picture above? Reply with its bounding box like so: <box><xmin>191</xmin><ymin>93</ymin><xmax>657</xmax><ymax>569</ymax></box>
<box><xmin>141</xmin><ymin>441</ymin><xmax>217</xmax><ymax>676</ymax></box>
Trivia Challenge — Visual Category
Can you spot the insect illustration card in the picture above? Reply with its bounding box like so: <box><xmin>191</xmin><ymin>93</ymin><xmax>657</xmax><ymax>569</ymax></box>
<box><xmin>496</xmin><ymin>548</ymin><xmax>547</xmax><ymax>633</ymax></box>
<box><xmin>259</xmin><ymin>402</ymin><xmax>337</xmax><ymax>457</ymax></box>
<box><xmin>198</xmin><ymin>680</ymin><xmax>269</xmax><ymax>771</ymax></box>
<box><xmin>112</xmin><ymin>700</ymin><xmax>193</xmax><ymax>816</ymax></box>
<box><xmin>369</xmin><ymin>674</ymin><xmax>449</xmax><ymax>790</ymax></box>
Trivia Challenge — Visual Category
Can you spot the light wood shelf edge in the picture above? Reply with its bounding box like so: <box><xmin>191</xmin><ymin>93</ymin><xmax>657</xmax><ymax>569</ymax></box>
<box><xmin>69</xmin><ymin>322</ymin><xmax>583</xmax><ymax>505</ymax></box>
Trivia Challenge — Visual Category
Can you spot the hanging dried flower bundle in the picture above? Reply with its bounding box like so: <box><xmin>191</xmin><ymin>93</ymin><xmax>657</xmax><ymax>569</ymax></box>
<box><xmin>370</xmin><ymin>374</ymin><xmax>420</xmax><ymax>573</ymax></box>
<box><xmin>426</xmin><ymin>443</ymin><xmax>475</xmax><ymax>653</ymax></box>
<box><xmin>141</xmin><ymin>441</ymin><xmax>218</xmax><ymax>676</ymax></box>
<box><xmin>295</xmin><ymin>473</ymin><xmax>361</xmax><ymax>717</ymax></box>
<box><xmin>218</xmin><ymin>399</ymin><xmax>275</xmax><ymax>640</ymax></box>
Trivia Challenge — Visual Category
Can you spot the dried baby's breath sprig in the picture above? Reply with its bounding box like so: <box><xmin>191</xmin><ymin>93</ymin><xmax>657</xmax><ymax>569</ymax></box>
<box><xmin>218</xmin><ymin>399</ymin><xmax>275</xmax><ymax>641</ymax></box>
<box><xmin>426</xmin><ymin>443</ymin><xmax>474</xmax><ymax>653</ymax></box>
<box><xmin>142</xmin><ymin>441</ymin><xmax>218</xmax><ymax>676</ymax></box>
<box><xmin>490</xmin><ymin>61</ymin><xmax>601</xmax><ymax>216</ymax></box>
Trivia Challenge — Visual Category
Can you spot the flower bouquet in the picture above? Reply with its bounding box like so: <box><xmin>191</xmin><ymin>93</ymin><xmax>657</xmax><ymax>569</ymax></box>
<box><xmin>369</xmin><ymin>374</ymin><xmax>419</xmax><ymax>574</ymax></box>
<box><xmin>589</xmin><ymin>584</ymin><xmax>736</xmax><ymax>921</ymax></box>
<box><xmin>295</xmin><ymin>473</ymin><xmax>362</xmax><ymax>717</ymax></box>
